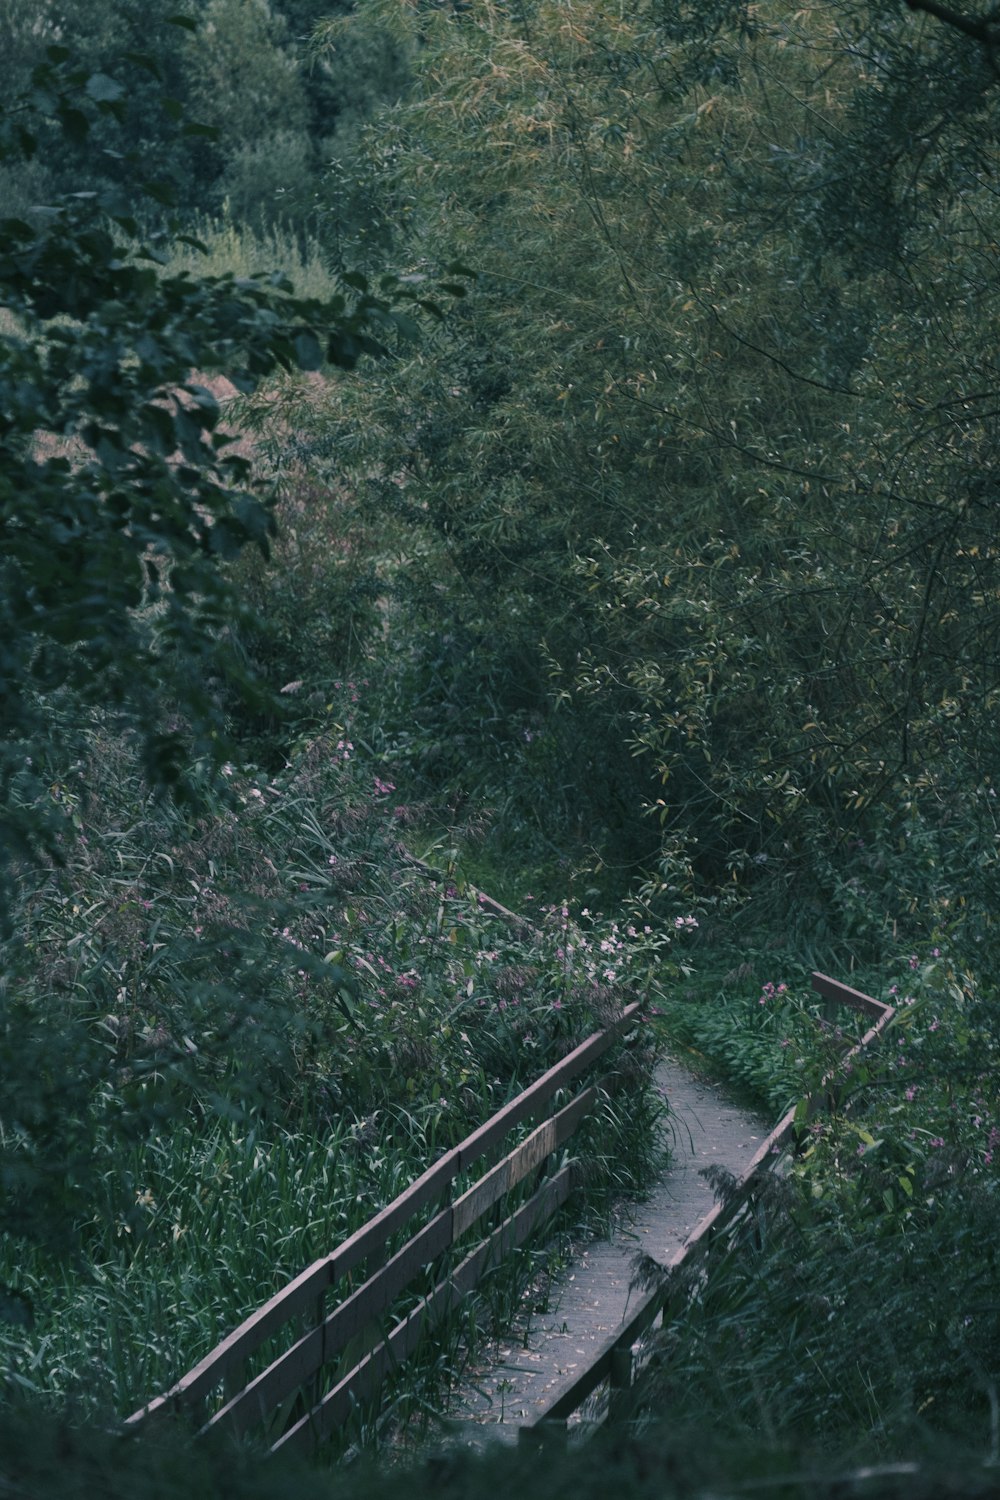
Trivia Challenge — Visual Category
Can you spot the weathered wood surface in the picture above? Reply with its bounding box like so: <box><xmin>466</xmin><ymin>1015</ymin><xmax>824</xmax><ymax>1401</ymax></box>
<box><xmin>810</xmin><ymin>971</ymin><xmax>887</xmax><ymax>1017</ymax></box>
<box><xmin>452</xmin><ymin>973</ymin><xmax>893</xmax><ymax>1446</ymax></box>
<box><xmin>126</xmin><ymin>1004</ymin><xmax>640</xmax><ymax>1438</ymax></box>
<box><xmin>448</xmin><ymin>1059</ymin><xmax>771</xmax><ymax>1442</ymax></box>
<box><xmin>127</xmin><ymin>971</ymin><xmax>891</xmax><ymax>1454</ymax></box>
<box><xmin>273</xmin><ymin>1164</ymin><xmax>577</xmax><ymax>1455</ymax></box>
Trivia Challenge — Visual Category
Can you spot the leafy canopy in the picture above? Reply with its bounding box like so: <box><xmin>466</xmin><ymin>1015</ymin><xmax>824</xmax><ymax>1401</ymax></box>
<box><xmin>0</xmin><ymin>40</ymin><xmax>457</xmax><ymax>886</ymax></box>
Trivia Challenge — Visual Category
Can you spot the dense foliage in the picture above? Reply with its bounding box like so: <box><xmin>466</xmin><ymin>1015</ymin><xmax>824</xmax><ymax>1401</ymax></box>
<box><xmin>3</xmin><ymin>0</ymin><xmax>1000</xmax><ymax>1494</ymax></box>
<box><xmin>0</xmin><ymin>39</ymin><xmax>446</xmax><ymax>883</ymax></box>
<box><xmin>1</xmin><ymin>698</ymin><xmax>662</xmax><ymax>1410</ymax></box>
<box><xmin>261</xmin><ymin>0</ymin><xmax>1000</xmax><ymax>957</ymax></box>
<box><xmin>0</xmin><ymin>0</ymin><xmax>410</xmax><ymax>228</ymax></box>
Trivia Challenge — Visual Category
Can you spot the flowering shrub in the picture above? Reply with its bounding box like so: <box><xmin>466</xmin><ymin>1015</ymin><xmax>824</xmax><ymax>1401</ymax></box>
<box><xmin>5</xmin><ymin>685</ymin><xmax>674</xmax><ymax>1243</ymax></box>
<box><xmin>1</xmin><ymin>688</ymin><xmax>676</xmax><ymax>1417</ymax></box>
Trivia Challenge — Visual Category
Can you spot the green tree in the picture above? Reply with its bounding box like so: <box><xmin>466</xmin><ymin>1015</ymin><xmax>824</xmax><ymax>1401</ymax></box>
<box><xmin>295</xmin><ymin>0</ymin><xmax>1000</xmax><ymax>947</ymax></box>
<box><xmin>0</xmin><ymin>42</ymin><xmax>467</xmax><ymax>1251</ymax></box>
<box><xmin>0</xmin><ymin>45</ymin><xmax>416</xmax><ymax>881</ymax></box>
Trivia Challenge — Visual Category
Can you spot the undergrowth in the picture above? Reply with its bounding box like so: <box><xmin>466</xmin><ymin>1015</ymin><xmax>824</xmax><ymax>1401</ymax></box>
<box><xmin>640</xmin><ymin>945</ymin><xmax>1000</xmax><ymax>1461</ymax></box>
<box><xmin>1</xmin><ymin>692</ymin><xmax>671</xmax><ymax>1426</ymax></box>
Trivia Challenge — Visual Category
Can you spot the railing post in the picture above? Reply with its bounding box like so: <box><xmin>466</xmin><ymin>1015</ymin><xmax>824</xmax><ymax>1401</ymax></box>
<box><xmin>608</xmin><ymin>1345</ymin><xmax>633</xmax><ymax>1423</ymax></box>
<box><xmin>306</xmin><ymin>1289</ymin><xmax>326</xmax><ymax>1418</ymax></box>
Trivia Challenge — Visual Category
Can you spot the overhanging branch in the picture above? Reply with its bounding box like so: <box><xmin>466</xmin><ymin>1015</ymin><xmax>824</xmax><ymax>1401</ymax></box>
<box><xmin>905</xmin><ymin>0</ymin><xmax>1000</xmax><ymax>49</ymax></box>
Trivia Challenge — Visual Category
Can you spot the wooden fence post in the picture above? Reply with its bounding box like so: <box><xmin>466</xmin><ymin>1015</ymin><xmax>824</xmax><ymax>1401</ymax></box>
<box><xmin>608</xmin><ymin>1345</ymin><xmax>633</xmax><ymax>1423</ymax></box>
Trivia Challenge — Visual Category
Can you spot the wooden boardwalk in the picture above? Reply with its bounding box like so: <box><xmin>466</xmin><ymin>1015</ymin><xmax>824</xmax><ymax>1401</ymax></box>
<box><xmin>440</xmin><ymin>1053</ymin><xmax>767</xmax><ymax>1443</ymax></box>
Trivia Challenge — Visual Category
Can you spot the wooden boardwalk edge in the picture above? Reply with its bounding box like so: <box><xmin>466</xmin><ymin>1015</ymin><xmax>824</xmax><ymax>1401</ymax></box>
<box><xmin>124</xmin><ymin>1002</ymin><xmax>642</xmax><ymax>1439</ymax></box>
<box><xmin>124</xmin><ymin>970</ymin><xmax>893</xmax><ymax>1457</ymax></box>
<box><xmin>515</xmin><ymin>972</ymin><xmax>895</xmax><ymax>1445</ymax></box>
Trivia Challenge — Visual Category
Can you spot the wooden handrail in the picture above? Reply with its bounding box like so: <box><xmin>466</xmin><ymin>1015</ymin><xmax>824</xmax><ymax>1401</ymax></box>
<box><xmin>274</xmin><ymin>1164</ymin><xmax>578</xmax><ymax>1455</ymax></box>
<box><xmin>126</xmin><ymin>969</ymin><xmax>890</xmax><ymax>1455</ymax></box>
<box><xmin>517</xmin><ymin>972</ymin><xmax>895</xmax><ymax>1445</ymax></box>
<box><xmin>124</xmin><ymin>1001</ymin><xmax>643</xmax><ymax>1448</ymax></box>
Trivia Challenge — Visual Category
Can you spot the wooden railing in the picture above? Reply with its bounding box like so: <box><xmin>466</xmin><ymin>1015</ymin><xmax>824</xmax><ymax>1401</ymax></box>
<box><xmin>126</xmin><ymin>970</ymin><xmax>892</xmax><ymax>1457</ymax></box>
<box><xmin>124</xmin><ymin>1001</ymin><xmax>643</xmax><ymax>1455</ymax></box>
<box><xmin>514</xmin><ymin>971</ymin><xmax>895</xmax><ymax>1448</ymax></box>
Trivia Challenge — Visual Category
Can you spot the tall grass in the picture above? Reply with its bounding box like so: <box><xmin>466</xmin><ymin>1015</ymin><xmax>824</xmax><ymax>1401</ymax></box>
<box><xmin>2</xmin><ymin>1116</ymin><xmax>365</xmax><ymax>1412</ymax></box>
<box><xmin>0</xmin><ymin>1080</ymin><xmax>662</xmax><ymax>1428</ymax></box>
<box><xmin>159</xmin><ymin>213</ymin><xmax>340</xmax><ymax>302</ymax></box>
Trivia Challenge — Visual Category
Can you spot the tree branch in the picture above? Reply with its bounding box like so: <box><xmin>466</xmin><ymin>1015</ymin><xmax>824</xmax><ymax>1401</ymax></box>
<box><xmin>904</xmin><ymin>0</ymin><xmax>1000</xmax><ymax>47</ymax></box>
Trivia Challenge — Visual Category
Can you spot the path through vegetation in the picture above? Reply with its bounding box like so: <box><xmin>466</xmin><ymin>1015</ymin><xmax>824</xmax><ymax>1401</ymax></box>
<box><xmin>441</xmin><ymin>1055</ymin><xmax>767</xmax><ymax>1444</ymax></box>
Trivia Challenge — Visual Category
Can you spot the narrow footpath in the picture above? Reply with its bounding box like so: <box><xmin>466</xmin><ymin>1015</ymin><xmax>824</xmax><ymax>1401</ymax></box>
<box><xmin>440</xmin><ymin>1053</ymin><xmax>767</xmax><ymax>1444</ymax></box>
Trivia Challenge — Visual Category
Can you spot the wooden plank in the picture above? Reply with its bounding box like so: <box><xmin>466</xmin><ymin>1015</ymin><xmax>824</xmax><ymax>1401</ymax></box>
<box><xmin>450</xmin><ymin>1157</ymin><xmax>512</xmax><ymax>1243</ymax></box>
<box><xmin>274</xmin><ymin>1276</ymin><xmax>463</xmax><ymax>1454</ymax></box>
<box><xmin>321</xmin><ymin>1207</ymin><xmax>454</xmax><ymax>1361</ymax></box>
<box><xmin>553</xmin><ymin>1081</ymin><xmax>602</xmax><ymax>1144</ymax></box>
<box><xmin>527</xmin><ymin>1285</ymin><xmax>663</xmax><ymax>1426</ymax></box>
<box><xmin>202</xmin><ymin>1324</ymin><xmax>324</xmax><ymax>1438</ymax></box>
<box><xmin>205</xmin><ymin>1205</ymin><xmax>456</xmax><ymax>1438</ymax></box>
<box><xmin>608</xmin><ymin>1345</ymin><xmax>634</xmax><ymax>1423</ymax></box>
<box><xmin>123</xmin><ymin>1254</ymin><xmax>337</xmax><ymax>1427</ymax></box>
<box><xmin>859</xmin><ymin>1004</ymin><xmax>895</xmax><ymax>1049</ymax></box>
<box><xmin>449</xmin><ymin>1087</ymin><xmax>596</xmax><ymax>1246</ymax></box>
<box><xmin>224</xmin><ymin>1110</ymin><xmax>585</xmax><ymax>1441</ymax></box>
<box><xmin>805</xmin><ymin>993</ymin><xmax>896</xmax><ymax>1117</ymax></box>
<box><xmin>457</xmin><ymin>1004</ymin><xmax>641</xmax><ymax>1168</ymax></box>
<box><xmin>732</xmin><ymin>1105</ymin><xmax>798</xmax><ymax>1185</ymax></box>
<box><xmin>524</xmin><ymin>981</ymin><xmax>895</xmax><ymax>1440</ymax></box>
<box><xmin>811</xmin><ymin>972</ymin><xmax>887</xmax><ymax>1019</ymax></box>
<box><xmin>128</xmin><ymin>1007</ymin><xmax>637</xmax><ymax>1437</ymax></box>
<box><xmin>642</xmin><ymin>1105</ymin><xmax>798</xmax><ymax>1276</ymax></box>
<box><xmin>327</xmin><ymin>1146</ymin><xmax>462</xmax><ymax>1284</ymax></box>
<box><xmin>451</xmin><ymin>1164</ymin><xmax>576</xmax><ymax>1298</ymax></box>
<box><xmin>274</xmin><ymin>1167</ymin><xmax>578</xmax><ymax>1456</ymax></box>
<box><xmin>452</xmin><ymin>1117</ymin><xmax>556</xmax><ymax>1239</ymax></box>
<box><xmin>129</xmin><ymin>1148</ymin><xmax>464</xmax><ymax>1432</ymax></box>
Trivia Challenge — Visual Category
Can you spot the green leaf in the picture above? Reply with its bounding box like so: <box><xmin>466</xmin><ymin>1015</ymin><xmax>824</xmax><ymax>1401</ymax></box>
<box><xmin>56</xmin><ymin>106</ymin><xmax>90</xmax><ymax>143</ymax></box>
<box><xmin>85</xmin><ymin>74</ymin><xmax>125</xmax><ymax>105</ymax></box>
<box><xmin>293</xmin><ymin>331</ymin><xmax>324</xmax><ymax>371</ymax></box>
<box><xmin>123</xmin><ymin>52</ymin><xmax>163</xmax><ymax>80</ymax></box>
<box><xmin>391</xmin><ymin>313</ymin><xmax>421</xmax><ymax>342</ymax></box>
<box><xmin>140</xmin><ymin>178</ymin><xmax>178</xmax><ymax>208</ymax></box>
